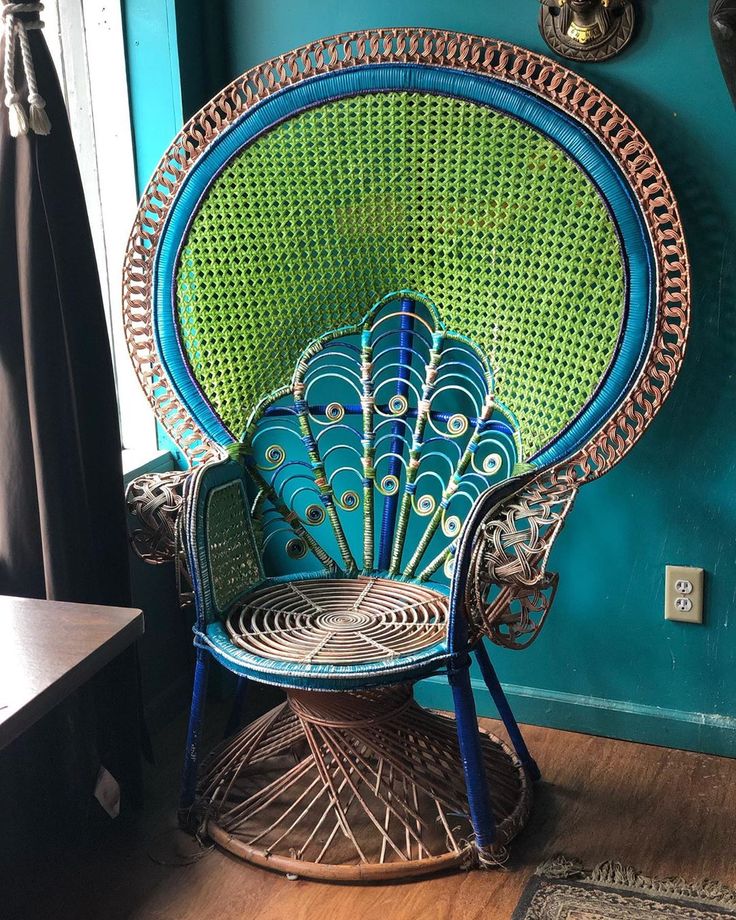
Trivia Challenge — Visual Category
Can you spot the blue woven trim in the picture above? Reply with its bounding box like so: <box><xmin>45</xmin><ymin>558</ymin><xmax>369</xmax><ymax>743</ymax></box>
<box><xmin>153</xmin><ymin>63</ymin><xmax>654</xmax><ymax>463</ymax></box>
<box><xmin>246</xmin><ymin>568</ymin><xmax>451</xmax><ymax>594</ymax></box>
<box><xmin>378</xmin><ymin>297</ymin><xmax>414</xmax><ymax>569</ymax></box>
<box><xmin>200</xmin><ymin>621</ymin><xmax>449</xmax><ymax>691</ymax></box>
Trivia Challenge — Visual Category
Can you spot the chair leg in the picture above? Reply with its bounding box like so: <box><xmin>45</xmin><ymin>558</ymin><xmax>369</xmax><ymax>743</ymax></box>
<box><xmin>448</xmin><ymin>655</ymin><xmax>498</xmax><ymax>861</ymax></box>
<box><xmin>222</xmin><ymin>676</ymin><xmax>248</xmax><ymax>739</ymax></box>
<box><xmin>475</xmin><ymin>642</ymin><xmax>540</xmax><ymax>781</ymax></box>
<box><xmin>179</xmin><ymin>645</ymin><xmax>210</xmax><ymax>828</ymax></box>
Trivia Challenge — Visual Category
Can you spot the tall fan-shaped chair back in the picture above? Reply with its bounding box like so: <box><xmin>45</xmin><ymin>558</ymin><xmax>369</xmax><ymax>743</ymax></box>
<box><xmin>125</xmin><ymin>33</ymin><xmax>686</xmax><ymax>473</ymax></box>
<box><xmin>124</xmin><ymin>34</ymin><xmax>687</xmax><ymax>591</ymax></box>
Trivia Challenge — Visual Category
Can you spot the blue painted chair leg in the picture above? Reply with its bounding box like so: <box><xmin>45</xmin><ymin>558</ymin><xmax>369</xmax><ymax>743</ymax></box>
<box><xmin>222</xmin><ymin>676</ymin><xmax>248</xmax><ymax>739</ymax></box>
<box><xmin>448</xmin><ymin>655</ymin><xmax>498</xmax><ymax>861</ymax></box>
<box><xmin>179</xmin><ymin>645</ymin><xmax>210</xmax><ymax>828</ymax></box>
<box><xmin>475</xmin><ymin>642</ymin><xmax>541</xmax><ymax>782</ymax></box>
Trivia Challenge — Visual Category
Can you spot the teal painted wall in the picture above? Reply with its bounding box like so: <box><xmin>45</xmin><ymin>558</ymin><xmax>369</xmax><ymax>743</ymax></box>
<box><xmin>123</xmin><ymin>1</ymin><xmax>736</xmax><ymax>754</ymax></box>
<box><xmin>122</xmin><ymin>0</ymin><xmax>183</xmax><ymax>190</ymax></box>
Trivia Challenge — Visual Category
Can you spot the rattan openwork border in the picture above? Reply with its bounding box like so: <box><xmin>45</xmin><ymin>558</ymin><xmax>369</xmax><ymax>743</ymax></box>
<box><xmin>122</xmin><ymin>27</ymin><xmax>689</xmax><ymax>489</ymax></box>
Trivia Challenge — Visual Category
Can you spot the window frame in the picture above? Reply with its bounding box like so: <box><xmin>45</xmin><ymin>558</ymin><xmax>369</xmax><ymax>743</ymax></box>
<box><xmin>44</xmin><ymin>0</ymin><xmax>156</xmax><ymax>453</ymax></box>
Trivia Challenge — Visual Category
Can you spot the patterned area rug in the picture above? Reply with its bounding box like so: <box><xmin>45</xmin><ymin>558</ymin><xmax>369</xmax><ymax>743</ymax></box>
<box><xmin>513</xmin><ymin>857</ymin><xmax>736</xmax><ymax>919</ymax></box>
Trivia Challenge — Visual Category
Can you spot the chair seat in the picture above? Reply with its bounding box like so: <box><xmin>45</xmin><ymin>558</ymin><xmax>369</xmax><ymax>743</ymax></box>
<box><xmin>200</xmin><ymin>576</ymin><xmax>451</xmax><ymax>690</ymax></box>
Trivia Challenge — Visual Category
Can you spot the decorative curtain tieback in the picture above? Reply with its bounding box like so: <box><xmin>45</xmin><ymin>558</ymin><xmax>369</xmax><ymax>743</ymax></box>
<box><xmin>2</xmin><ymin>1</ymin><xmax>50</xmax><ymax>136</ymax></box>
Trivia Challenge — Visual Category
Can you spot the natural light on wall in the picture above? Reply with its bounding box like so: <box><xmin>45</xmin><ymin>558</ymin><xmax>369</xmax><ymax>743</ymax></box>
<box><xmin>44</xmin><ymin>0</ymin><xmax>156</xmax><ymax>456</ymax></box>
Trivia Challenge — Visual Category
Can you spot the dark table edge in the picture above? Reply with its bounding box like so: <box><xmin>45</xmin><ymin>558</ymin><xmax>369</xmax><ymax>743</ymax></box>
<box><xmin>0</xmin><ymin>609</ymin><xmax>144</xmax><ymax>752</ymax></box>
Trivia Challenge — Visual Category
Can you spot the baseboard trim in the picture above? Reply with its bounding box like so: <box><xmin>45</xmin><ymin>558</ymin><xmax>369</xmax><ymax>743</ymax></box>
<box><xmin>416</xmin><ymin>676</ymin><xmax>736</xmax><ymax>758</ymax></box>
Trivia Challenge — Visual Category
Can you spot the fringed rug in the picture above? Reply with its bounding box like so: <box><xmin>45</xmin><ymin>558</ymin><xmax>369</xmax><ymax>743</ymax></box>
<box><xmin>513</xmin><ymin>857</ymin><xmax>736</xmax><ymax>920</ymax></box>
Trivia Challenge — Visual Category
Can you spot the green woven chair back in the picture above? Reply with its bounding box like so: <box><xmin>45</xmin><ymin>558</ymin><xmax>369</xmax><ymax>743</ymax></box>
<box><xmin>124</xmin><ymin>30</ymin><xmax>689</xmax><ymax>584</ymax></box>
<box><xmin>176</xmin><ymin>90</ymin><xmax>625</xmax><ymax>460</ymax></box>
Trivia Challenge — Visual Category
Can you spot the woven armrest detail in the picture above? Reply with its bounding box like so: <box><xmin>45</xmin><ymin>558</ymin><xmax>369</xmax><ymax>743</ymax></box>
<box><xmin>465</xmin><ymin>472</ymin><xmax>577</xmax><ymax>649</ymax></box>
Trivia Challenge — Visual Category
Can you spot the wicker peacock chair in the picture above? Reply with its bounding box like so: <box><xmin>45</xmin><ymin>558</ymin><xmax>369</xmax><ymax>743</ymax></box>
<box><xmin>124</xmin><ymin>28</ymin><xmax>689</xmax><ymax>881</ymax></box>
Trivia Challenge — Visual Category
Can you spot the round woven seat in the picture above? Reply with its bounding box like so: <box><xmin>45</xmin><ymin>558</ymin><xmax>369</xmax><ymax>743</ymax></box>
<box><xmin>225</xmin><ymin>576</ymin><xmax>447</xmax><ymax>666</ymax></box>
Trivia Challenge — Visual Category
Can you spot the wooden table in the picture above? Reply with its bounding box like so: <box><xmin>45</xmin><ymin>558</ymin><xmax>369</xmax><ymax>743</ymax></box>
<box><xmin>0</xmin><ymin>595</ymin><xmax>144</xmax><ymax>751</ymax></box>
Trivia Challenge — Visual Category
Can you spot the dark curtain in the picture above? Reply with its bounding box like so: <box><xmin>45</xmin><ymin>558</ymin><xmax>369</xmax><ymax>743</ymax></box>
<box><xmin>710</xmin><ymin>0</ymin><xmax>736</xmax><ymax>106</ymax></box>
<box><xmin>0</xmin><ymin>8</ymin><xmax>142</xmax><ymax>879</ymax></box>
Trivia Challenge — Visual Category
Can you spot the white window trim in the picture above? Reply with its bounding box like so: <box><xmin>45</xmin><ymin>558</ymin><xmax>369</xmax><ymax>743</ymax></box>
<box><xmin>44</xmin><ymin>0</ymin><xmax>157</xmax><ymax>453</ymax></box>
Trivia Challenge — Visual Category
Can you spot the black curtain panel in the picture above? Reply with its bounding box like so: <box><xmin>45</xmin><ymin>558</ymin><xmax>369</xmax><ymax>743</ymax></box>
<box><xmin>710</xmin><ymin>0</ymin><xmax>736</xmax><ymax>106</ymax></box>
<box><xmin>0</xmin><ymin>6</ymin><xmax>142</xmax><ymax>863</ymax></box>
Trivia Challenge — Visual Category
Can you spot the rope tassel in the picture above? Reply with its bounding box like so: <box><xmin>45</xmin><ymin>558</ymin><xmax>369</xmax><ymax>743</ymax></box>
<box><xmin>6</xmin><ymin>92</ymin><xmax>27</xmax><ymax>135</ymax></box>
<box><xmin>28</xmin><ymin>90</ymin><xmax>49</xmax><ymax>133</ymax></box>
<box><xmin>2</xmin><ymin>2</ymin><xmax>50</xmax><ymax>137</ymax></box>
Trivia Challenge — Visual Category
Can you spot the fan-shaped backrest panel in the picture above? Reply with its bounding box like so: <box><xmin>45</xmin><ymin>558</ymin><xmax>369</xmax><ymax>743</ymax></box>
<box><xmin>241</xmin><ymin>292</ymin><xmax>521</xmax><ymax>582</ymax></box>
<box><xmin>154</xmin><ymin>64</ymin><xmax>653</xmax><ymax>469</ymax></box>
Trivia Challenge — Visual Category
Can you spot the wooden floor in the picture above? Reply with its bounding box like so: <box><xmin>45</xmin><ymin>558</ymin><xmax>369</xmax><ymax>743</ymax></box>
<box><xmin>9</xmin><ymin>704</ymin><xmax>736</xmax><ymax>920</ymax></box>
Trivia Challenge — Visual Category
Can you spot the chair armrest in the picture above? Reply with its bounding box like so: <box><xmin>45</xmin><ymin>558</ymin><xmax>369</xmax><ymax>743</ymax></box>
<box><xmin>448</xmin><ymin>467</ymin><xmax>577</xmax><ymax>653</ymax></box>
<box><xmin>126</xmin><ymin>469</ymin><xmax>191</xmax><ymax>564</ymax></box>
<box><xmin>183</xmin><ymin>457</ymin><xmax>265</xmax><ymax>630</ymax></box>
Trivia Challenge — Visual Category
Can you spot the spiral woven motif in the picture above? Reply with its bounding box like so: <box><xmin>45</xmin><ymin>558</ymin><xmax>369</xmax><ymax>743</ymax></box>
<box><xmin>225</xmin><ymin>577</ymin><xmax>447</xmax><ymax>664</ymax></box>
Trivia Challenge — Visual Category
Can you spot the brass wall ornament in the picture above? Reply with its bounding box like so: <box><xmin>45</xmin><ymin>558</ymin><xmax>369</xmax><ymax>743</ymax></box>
<box><xmin>539</xmin><ymin>0</ymin><xmax>636</xmax><ymax>62</ymax></box>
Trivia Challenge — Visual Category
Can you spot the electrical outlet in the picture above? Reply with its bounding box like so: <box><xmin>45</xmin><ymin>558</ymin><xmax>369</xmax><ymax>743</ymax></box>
<box><xmin>665</xmin><ymin>565</ymin><xmax>704</xmax><ymax>623</ymax></box>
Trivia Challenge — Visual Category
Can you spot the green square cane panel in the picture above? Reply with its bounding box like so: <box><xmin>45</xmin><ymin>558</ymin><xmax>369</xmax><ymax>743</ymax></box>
<box><xmin>175</xmin><ymin>91</ymin><xmax>625</xmax><ymax>458</ymax></box>
<box><xmin>206</xmin><ymin>480</ymin><xmax>262</xmax><ymax>612</ymax></box>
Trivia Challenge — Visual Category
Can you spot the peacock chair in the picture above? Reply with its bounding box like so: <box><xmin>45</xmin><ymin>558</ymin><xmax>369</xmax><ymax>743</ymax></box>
<box><xmin>123</xmin><ymin>28</ymin><xmax>689</xmax><ymax>880</ymax></box>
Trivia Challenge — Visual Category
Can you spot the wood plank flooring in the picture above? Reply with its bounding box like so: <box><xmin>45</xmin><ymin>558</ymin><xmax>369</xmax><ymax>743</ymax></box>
<box><xmin>8</xmin><ymin>706</ymin><xmax>736</xmax><ymax>920</ymax></box>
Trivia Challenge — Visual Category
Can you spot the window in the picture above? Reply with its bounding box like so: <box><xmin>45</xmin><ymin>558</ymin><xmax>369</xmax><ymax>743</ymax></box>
<box><xmin>44</xmin><ymin>0</ymin><xmax>156</xmax><ymax>454</ymax></box>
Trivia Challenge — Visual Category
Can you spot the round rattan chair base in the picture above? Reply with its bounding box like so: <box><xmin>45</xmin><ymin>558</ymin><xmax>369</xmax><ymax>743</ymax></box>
<box><xmin>196</xmin><ymin>684</ymin><xmax>531</xmax><ymax>881</ymax></box>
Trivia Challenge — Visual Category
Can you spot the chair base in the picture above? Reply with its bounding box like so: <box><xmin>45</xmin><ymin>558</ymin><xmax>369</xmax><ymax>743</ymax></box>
<box><xmin>195</xmin><ymin>683</ymin><xmax>532</xmax><ymax>881</ymax></box>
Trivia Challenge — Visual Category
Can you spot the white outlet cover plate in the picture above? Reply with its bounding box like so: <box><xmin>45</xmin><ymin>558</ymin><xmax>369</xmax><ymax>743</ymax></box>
<box><xmin>665</xmin><ymin>565</ymin><xmax>704</xmax><ymax>624</ymax></box>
